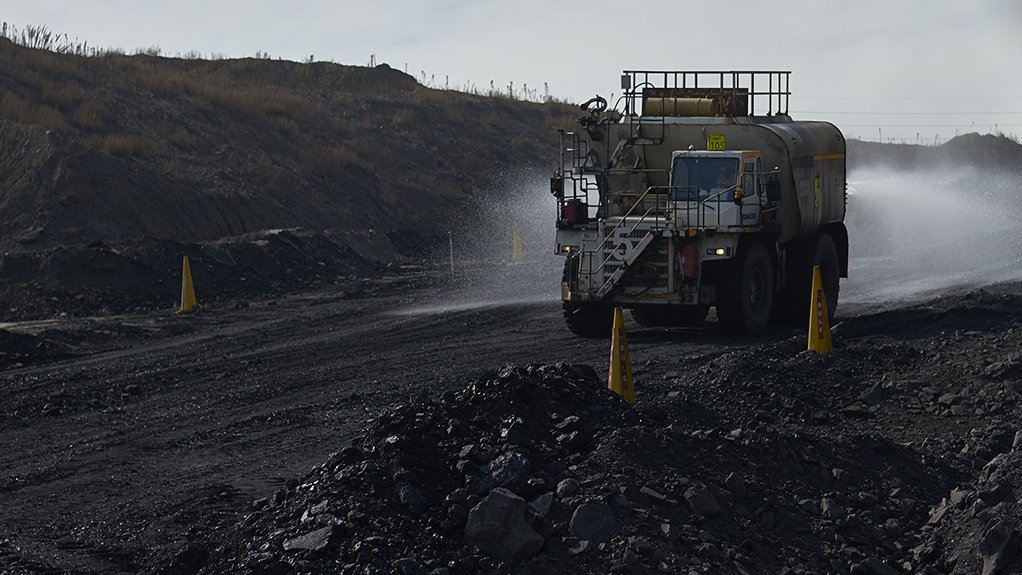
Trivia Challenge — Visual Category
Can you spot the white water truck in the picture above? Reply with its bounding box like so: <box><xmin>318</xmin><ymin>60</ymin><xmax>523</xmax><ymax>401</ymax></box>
<box><xmin>552</xmin><ymin>70</ymin><xmax>847</xmax><ymax>336</ymax></box>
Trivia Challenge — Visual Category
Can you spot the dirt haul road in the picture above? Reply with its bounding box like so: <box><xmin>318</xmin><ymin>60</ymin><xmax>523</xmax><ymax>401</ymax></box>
<box><xmin>1</xmin><ymin>276</ymin><xmax>1021</xmax><ymax>574</ymax></box>
<box><xmin>0</xmin><ymin>279</ymin><xmax>745</xmax><ymax>573</ymax></box>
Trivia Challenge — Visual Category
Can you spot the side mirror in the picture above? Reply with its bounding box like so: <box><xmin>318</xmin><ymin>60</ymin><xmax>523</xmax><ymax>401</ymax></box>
<box><xmin>765</xmin><ymin>181</ymin><xmax>781</xmax><ymax>202</ymax></box>
<box><xmin>550</xmin><ymin>175</ymin><xmax>564</xmax><ymax>198</ymax></box>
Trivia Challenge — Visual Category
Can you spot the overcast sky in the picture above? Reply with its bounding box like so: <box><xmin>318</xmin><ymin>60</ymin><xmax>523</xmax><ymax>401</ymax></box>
<box><xmin>5</xmin><ymin>0</ymin><xmax>1021</xmax><ymax>142</ymax></box>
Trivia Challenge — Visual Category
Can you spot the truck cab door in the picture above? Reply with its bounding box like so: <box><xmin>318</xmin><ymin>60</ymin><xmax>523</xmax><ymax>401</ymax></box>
<box><xmin>739</xmin><ymin>158</ymin><xmax>762</xmax><ymax>226</ymax></box>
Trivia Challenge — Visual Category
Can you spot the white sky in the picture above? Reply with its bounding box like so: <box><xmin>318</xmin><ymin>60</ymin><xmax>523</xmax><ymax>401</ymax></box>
<box><xmin>5</xmin><ymin>0</ymin><xmax>1022</xmax><ymax>143</ymax></box>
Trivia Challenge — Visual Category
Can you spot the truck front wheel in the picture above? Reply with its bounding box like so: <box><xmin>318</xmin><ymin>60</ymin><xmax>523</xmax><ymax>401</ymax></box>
<box><xmin>562</xmin><ymin>302</ymin><xmax>615</xmax><ymax>338</ymax></box>
<box><xmin>716</xmin><ymin>241</ymin><xmax>774</xmax><ymax>333</ymax></box>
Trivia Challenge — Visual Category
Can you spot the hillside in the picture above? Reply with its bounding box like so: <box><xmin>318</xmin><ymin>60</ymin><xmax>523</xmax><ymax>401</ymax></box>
<box><xmin>847</xmin><ymin>133</ymin><xmax>1022</xmax><ymax>173</ymax></box>
<box><xmin>0</xmin><ymin>38</ymin><xmax>576</xmax><ymax>257</ymax></box>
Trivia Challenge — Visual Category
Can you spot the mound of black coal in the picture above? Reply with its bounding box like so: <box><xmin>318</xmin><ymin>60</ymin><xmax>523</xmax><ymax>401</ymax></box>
<box><xmin>196</xmin><ymin>362</ymin><xmax>637</xmax><ymax>575</ymax></box>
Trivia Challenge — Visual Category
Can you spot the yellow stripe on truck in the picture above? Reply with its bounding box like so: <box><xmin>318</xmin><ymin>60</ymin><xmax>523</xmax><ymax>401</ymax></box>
<box><xmin>813</xmin><ymin>153</ymin><xmax>846</xmax><ymax>161</ymax></box>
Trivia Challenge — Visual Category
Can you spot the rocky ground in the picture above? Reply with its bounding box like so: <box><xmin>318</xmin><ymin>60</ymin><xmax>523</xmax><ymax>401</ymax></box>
<box><xmin>174</xmin><ymin>284</ymin><xmax>1022</xmax><ymax>575</ymax></box>
<box><xmin>1</xmin><ymin>275</ymin><xmax>1013</xmax><ymax>571</ymax></box>
<box><xmin>3</xmin><ymin>275</ymin><xmax>1018</xmax><ymax>575</ymax></box>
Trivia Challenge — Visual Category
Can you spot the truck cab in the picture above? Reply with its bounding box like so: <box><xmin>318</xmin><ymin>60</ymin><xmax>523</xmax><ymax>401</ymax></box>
<box><xmin>668</xmin><ymin>150</ymin><xmax>772</xmax><ymax>229</ymax></box>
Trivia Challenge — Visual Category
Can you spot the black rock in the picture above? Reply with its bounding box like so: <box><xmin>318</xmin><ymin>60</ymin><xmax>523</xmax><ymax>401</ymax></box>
<box><xmin>569</xmin><ymin>501</ymin><xmax>616</xmax><ymax>543</ymax></box>
<box><xmin>979</xmin><ymin>521</ymin><xmax>1019</xmax><ymax>575</ymax></box>
<box><xmin>477</xmin><ymin>452</ymin><xmax>530</xmax><ymax>492</ymax></box>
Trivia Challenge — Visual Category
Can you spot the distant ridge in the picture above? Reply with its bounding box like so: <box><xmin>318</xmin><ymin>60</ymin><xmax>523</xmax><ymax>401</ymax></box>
<box><xmin>848</xmin><ymin>133</ymin><xmax>1022</xmax><ymax>173</ymax></box>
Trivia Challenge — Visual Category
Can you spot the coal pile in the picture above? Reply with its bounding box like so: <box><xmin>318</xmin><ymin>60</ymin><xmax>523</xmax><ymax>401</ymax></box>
<box><xmin>195</xmin><ymin>362</ymin><xmax>640</xmax><ymax>575</ymax></box>
<box><xmin>179</xmin><ymin>288</ymin><xmax>1022</xmax><ymax>575</ymax></box>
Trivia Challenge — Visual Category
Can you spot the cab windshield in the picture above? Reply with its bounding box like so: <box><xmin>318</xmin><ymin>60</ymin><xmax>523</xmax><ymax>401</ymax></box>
<box><xmin>669</xmin><ymin>157</ymin><xmax>739</xmax><ymax>201</ymax></box>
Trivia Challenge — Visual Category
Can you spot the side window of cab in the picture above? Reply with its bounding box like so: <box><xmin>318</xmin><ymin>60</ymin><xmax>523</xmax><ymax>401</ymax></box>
<box><xmin>743</xmin><ymin>159</ymin><xmax>758</xmax><ymax>197</ymax></box>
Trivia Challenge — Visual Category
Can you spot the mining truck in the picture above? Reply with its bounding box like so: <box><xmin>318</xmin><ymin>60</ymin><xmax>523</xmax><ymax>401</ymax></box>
<box><xmin>552</xmin><ymin>70</ymin><xmax>847</xmax><ymax>336</ymax></box>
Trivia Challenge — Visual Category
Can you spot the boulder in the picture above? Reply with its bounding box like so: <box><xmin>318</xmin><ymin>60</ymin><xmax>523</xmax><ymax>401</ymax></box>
<box><xmin>464</xmin><ymin>488</ymin><xmax>544</xmax><ymax>562</ymax></box>
<box><xmin>979</xmin><ymin>521</ymin><xmax>1018</xmax><ymax>575</ymax></box>
<box><xmin>282</xmin><ymin>525</ymin><xmax>334</xmax><ymax>552</ymax></box>
<box><xmin>685</xmin><ymin>485</ymin><xmax>722</xmax><ymax>517</ymax></box>
<box><xmin>569</xmin><ymin>501</ymin><xmax>616</xmax><ymax>542</ymax></box>
<box><xmin>556</xmin><ymin>478</ymin><xmax>580</xmax><ymax>498</ymax></box>
<box><xmin>478</xmin><ymin>452</ymin><xmax>530</xmax><ymax>492</ymax></box>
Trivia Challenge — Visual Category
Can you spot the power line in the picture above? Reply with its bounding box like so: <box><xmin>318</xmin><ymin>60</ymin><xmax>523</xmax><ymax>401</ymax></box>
<box><xmin>793</xmin><ymin>110</ymin><xmax>1022</xmax><ymax>116</ymax></box>
<box><xmin>799</xmin><ymin>96</ymin><xmax>1022</xmax><ymax>101</ymax></box>
<box><xmin>836</xmin><ymin>123</ymin><xmax>1022</xmax><ymax>128</ymax></box>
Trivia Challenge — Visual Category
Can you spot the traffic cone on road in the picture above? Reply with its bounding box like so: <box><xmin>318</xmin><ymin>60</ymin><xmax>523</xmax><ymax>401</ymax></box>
<box><xmin>807</xmin><ymin>265</ymin><xmax>832</xmax><ymax>353</ymax></box>
<box><xmin>176</xmin><ymin>256</ymin><xmax>196</xmax><ymax>315</ymax></box>
<box><xmin>512</xmin><ymin>222</ymin><xmax>524</xmax><ymax>262</ymax></box>
<box><xmin>608</xmin><ymin>307</ymin><xmax>635</xmax><ymax>403</ymax></box>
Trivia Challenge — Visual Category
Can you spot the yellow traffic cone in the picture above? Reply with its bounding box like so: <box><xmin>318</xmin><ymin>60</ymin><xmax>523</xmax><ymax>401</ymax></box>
<box><xmin>512</xmin><ymin>222</ymin><xmax>524</xmax><ymax>262</ymax></box>
<box><xmin>807</xmin><ymin>265</ymin><xmax>832</xmax><ymax>353</ymax></box>
<box><xmin>176</xmin><ymin>255</ymin><xmax>197</xmax><ymax>314</ymax></box>
<box><xmin>608</xmin><ymin>307</ymin><xmax>635</xmax><ymax>403</ymax></box>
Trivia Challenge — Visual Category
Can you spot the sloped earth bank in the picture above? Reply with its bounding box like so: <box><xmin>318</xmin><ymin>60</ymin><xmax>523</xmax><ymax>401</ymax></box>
<box><xmin>1</xmin><ymin>282</ymin><xmax>1021</xmax><ymax>575</ymax></box>
<box><xmin>0</xmin><ymin>228</ymin><xmax>387</xmax><ymax>324</ymax></box>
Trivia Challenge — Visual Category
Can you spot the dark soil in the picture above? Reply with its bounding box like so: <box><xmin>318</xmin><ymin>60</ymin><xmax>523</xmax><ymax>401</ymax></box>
<box><xmin>1</xmin><ymin>280</ymin><xmax>1020</xmax><ymax>575</ymax></box>
<box><xmin>184</xmin><ymin>285</ymin><xmax>1022</xmax><ymax>575</ymax></box>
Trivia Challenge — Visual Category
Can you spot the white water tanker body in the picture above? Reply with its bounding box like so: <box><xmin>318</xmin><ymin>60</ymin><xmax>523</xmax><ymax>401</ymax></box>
<box><xmin>552</xmin><ymin>71</ymin><xmax>848</xmax><ymax>335</ymax></box>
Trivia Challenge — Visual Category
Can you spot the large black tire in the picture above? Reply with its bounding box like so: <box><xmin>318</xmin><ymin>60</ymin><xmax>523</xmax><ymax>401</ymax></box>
<box><xmin>563</xmin><ymin>301</ymin><xmax>615</xmax><ymax>338</ymax></box>
<box><xmin>716</xmin><ymin>241</ymin><xmax>775</xmax><ymax>333</ymax></box>
<box><xmin>631</xmin><ymin>305</ymin><xmax>709</xmax><ymax>327</ymax></box>
<box><xmin>783</xmin><ymin>233</ymin><xmax>840</xmax><ymax>322</ymax></box>
<box><xmin>561</xmin><ymin>256</ymin><xmax>615</xmax><ymax>338</ymax></box>
<box><xmin>814</xmin><ymin>234</ymin><xmax>840</xmax><ymax>319</ymax></box>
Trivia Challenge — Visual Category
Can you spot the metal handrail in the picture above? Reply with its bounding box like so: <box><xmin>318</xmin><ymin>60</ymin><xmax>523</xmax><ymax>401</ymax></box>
<box><xmin>700</xmin><ymin>185</ymin><xmax>739</xmax><ymax>206</ymax></box>
<box><xmin>579</xmin><ymin>181</ymin><xmax>741</xmax><ymax>291</ymax></box>
<box><xmin>591</xmin><ymin>185</ymin><xmax>661</xmax><ymax>256</ymax></box>
<box><xmin>594</xmin><ymin>207</ymin><xmax>658</xmax><ymax>274</ymax></box>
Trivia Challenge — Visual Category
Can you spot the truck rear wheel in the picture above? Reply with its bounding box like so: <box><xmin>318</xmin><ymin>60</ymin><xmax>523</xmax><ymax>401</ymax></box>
<box><xmin>814</xmin><ymin>234</ymin><xmax>840</xmax><ymax>319</ymax></box>
<box><xmin>716</xmin><ymin>241</ymin><xmax>774</xmax><ymax>333</ymax></box>
<box><xmin>563</xmin><ymin>302</ymin><xmax>615</xmax><ymax>338</ymax></box>
<box><xmin>631</xmin><ymin>305</ymin><xmax>709</xmax><ymax>327</ymax></box>
<box><xmin>783</xmin><ymin>233</ymin><xmax>839</xmax><ymax>321</ymax></box>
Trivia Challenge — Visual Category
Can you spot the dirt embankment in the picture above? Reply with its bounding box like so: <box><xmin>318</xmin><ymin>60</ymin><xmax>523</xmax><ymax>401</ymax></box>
<box><xmin>0</xmin><ymin>38</ymin><xmax>579</xmax><ymax>322</ymax></box>
<box><xmin>0</xmin><ymin>38</ymin><xmax>575</xmax><ymax>257</ymax></box>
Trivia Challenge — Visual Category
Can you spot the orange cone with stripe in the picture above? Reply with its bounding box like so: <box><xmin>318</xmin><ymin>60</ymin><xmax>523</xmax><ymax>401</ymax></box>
<box><xmin>176</xmin><ymin>256</ymin><xmax>197</xmax><ymax>315</ymax></box>
<box><xmin>608</xmin><ymin>307</ymin><xmax>635</xmax><ymax>403</ymax></box>
<box><xmin>807</xmin><ymin>265</ymin><xmax>832</xmax><ymax>353</ymax></box>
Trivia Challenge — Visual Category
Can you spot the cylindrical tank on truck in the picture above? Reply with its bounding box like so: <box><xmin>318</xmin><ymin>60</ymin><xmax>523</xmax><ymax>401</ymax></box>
<box><xmin>552</xmin><ymin>70</ymin><xmax>847</xmax><ymax>336</ymax></box>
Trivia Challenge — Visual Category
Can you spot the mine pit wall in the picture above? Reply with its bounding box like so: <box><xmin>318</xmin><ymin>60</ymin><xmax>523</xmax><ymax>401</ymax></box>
<box><xmin>613</xmin><ymin>118</ymin><xmax>846</xmax><ymax>246</ymax></box>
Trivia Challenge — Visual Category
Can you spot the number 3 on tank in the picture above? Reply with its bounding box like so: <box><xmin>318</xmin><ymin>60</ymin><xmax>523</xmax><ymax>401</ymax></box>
<box><xmin>706</xmin><ymin>134</ymin><xmax>725</xmax><ymax>151</ymax></box>
<box><xmin>813</xmin><ymin>175</ymin><xmax>822</xmax><ymax>209</ymax></box>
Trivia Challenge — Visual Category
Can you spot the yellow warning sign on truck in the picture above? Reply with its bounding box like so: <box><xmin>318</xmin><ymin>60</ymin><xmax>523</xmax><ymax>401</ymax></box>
<box><xmin>707</xmin><ymin>134</ymin><xmax>725</xmax><ymax>151</ymax></box>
